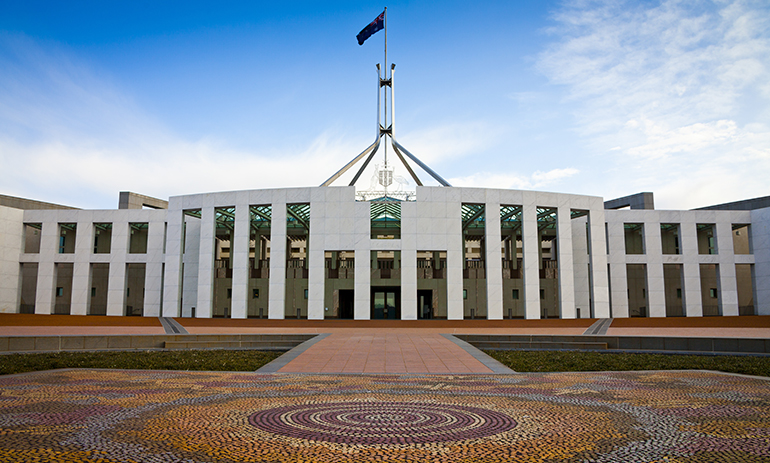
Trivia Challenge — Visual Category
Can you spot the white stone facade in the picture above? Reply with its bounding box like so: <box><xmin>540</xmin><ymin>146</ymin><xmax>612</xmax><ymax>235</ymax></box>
<box><xmin>0</xmin><ymin>186</ymin><xmax>766</xmax><ymax>318</ymax></box>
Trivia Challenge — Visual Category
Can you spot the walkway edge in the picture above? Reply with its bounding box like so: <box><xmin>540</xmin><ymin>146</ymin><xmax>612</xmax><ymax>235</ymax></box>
<box><xmin>583</xmin><ymin>318</ymin><xmax>612</xmax><ymax>335</ymax></box>
<box><xmin>256</xmin><ymin>333</ymin><xmax>331</xmax><ymax>373</ymax></box>
<box><xmin>159</xmin><ymin>317</ymin><xmax>188</xmax><ymax>334</ymax></box>
<box><xmin>441</xmin><ymin>334</ymin><xmax>517</xmax><ymax>374</ymax></box>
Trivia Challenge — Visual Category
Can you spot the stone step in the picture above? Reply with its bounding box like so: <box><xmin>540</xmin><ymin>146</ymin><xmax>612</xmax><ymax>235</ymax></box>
<box><xmin>470</xmin><ymin>341</ymin><xmax>608</xmax><ymax>350</ymax></box>
<box><xmin>164</xmin><ymin>340</ymin><xmax>298</xmax><ymax>350</ymax></box>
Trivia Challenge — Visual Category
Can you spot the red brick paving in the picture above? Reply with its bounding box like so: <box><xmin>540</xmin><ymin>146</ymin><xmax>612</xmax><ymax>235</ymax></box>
<box><xmin>278</xmin><ymin>330</ymin><xmax>493</xmax><ymax>374</ymax></box>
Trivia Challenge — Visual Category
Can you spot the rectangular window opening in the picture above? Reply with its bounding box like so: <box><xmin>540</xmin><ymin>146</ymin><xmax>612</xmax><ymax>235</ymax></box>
<box><xmin>93</xmin><ymin>223</ymin><xmax>113</xmax><ymax>254</ymax></box>
<box><xmin>23</xmin><ymin>223</ymin><xmax>42</xmax><ymax>254</ymax></box>
<box><xmin>697</xmin><ymin>224</ymin><xmax>717</xmax><ymax>255</ymax></box>
<box><xmin>371</xmin><ymin>199</ymin><xmax>401</xmax><ymax>239</ymax></box>
<box><xmin>660</xmin><ymin>223</ymin><xmax>680</xmax><ymax>255</ymax></box>
<box><xmin>624</xmin><ymin>223</ymin><xmax>644</xmax><ymax>255</ymax></box>
<box><xmin>732</xmin><ymin>224</ymin><xmax>751</xmax><ymax>255</ymax></box>
<box><xmin>129</xmin><ymin>223</ymin><xmax>149</xmax><ymax>254</ymax></box>
<box><xmin>58</xmin><ymin>223</ymin><xmax>77</xmax><ymax>254</ymax></box>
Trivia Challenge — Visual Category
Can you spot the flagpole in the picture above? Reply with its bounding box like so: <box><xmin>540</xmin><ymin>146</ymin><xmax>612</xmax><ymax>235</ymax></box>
<box><xmin>384</xmin><ymin>7</ymin><xmax>387</xmax><ymax>76</ymax></box>
<box><xmin>383</xmin><ymin>7</ymin><xmax>388</xmax><ymax>169</ymax></box>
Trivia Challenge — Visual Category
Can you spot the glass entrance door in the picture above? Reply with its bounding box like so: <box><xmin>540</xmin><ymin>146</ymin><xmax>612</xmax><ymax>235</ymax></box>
<box><xmin>338</xmin><ymin>290</ymin><xmax>354</xmax><ymax>319</ymax></box>
<box><xmin>371</xmin><ymin>287</ymin><xmax>400</xmax><ymax>319</ymax></box>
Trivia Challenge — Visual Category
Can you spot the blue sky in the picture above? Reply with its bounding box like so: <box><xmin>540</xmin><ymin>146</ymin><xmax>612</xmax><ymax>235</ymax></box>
<box><xmin>1</xmin><ymin>0</ymin><xmax>768</xmax><ymax>210</ymax></box>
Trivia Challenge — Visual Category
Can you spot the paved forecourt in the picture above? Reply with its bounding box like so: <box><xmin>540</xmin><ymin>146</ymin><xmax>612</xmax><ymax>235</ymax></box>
<box><xmin>3</xmin><ymin>314</ymin><xmax>770</xmax><ymax>374</ymax></box>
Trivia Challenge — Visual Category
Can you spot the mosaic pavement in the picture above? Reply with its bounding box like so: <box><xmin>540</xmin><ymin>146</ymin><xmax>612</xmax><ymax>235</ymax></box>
<box><xmin>0</xmin><ymin>369</ymin><xmax>769</xmax><ymax>462</ymax></box>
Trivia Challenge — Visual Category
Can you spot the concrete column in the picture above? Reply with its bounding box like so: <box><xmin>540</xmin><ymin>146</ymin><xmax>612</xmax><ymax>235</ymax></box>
<box><xmin>680</xmin><ymin>220</ymin><xmax>703</xmax><ymax>317</ymax></box>
<box><xmin>716</xmin><ymin>221</ymin><xmax>739</xmax><ymax>316</ymax></box>
<box><xmin>231</xmin><ymin>205</ymin><xmax>250</xmax><ymax>319</ymax></box>
<box><xmin>307</xmin><ymin>246</ymin><xmax>325</xmax><ymax>320</ymax></box>
<box><xmin>306</xmin><ymin>198</ymin><xmax>324</xmax><ymax>320</ymax></box>
<box><xmin>195</xmin><ymin>207</ymin><xmax>215</xmax><ymax>318</ymax></box>
<box><xmin>571</xmin><ymin>216</ymin><xmax>590</xmax><ymax>318</ymax></box>
<box><xmin>588</xmin><ymin>207</ymin><xmax>610</xmax><ymax>318</ymax></box>
<box><xmin>682</xmin><ymin>260</ymin><xmax>702</xmax><ymax>317</ymax></box>
<box><xmin>181</xmin><ymin>216</ymin><xmax>200</xmax><ymax>317</ymax></box>
<box><xmin>400</xmin><ymin>201</ymin><xmax>417</xmax><ymax>320</ymax></box>
<box><xmin>269</xmin><ymin>202</ymin><xmax>287</xmax><ymax>319</ymax></box>
<box><xmin>70</xmin><ymin>217</ymin><xmax>92</xmax><ymax>316</ymax></box>
<box><xmin>751</xmin><ymin>207</ymin><xmax>770</xmax><ymax>315</ymax></box>
<box><xmin>644</xmin><ymin>220</ymin><xmax>666</xmax><ymax>317</ymax></box>
<box><xmin>401</xmin><ymin>248</ymin><xmax>417</xmax><ymax>320</ymax></box>
<box><xmin>106</xmin><ymin>221</ymin><xmax>129</xmax><ymax>316</ymax></box>
<box><xmin>353</xmin><ymin>201</ymin><xmax>370</xmax><ymax>320</ymax></box>
<box><xmin>162</xmin><ymin>210</ymin><xmax>184</xmax><ymax>317</ymax></box>
<box><xmin>556</xmin><ymin>206</ymin><xmax>575</xmax><ymax>319</ymax></box>
<box><xmin>143</xmin><ymin>218</ymin><xmax>165</xmax><ymax>317</ymax></box>
<box><xmin>354</xmin><ymin>248</ymin><xmax>371</xmax><ymax>320</ymax></box>
<box><xmin>35</xmin><ymin>221</ymin><xmax>59</xmax><ymax>315</ymax></box>
<box><xmin>446</xmin><ymin>201</ymin><xmax>463</xmax><ymax>320</ymax></box>
<box><xmin>606</xmin><ymin>219</ymin><xmax>629</xmax><ymax>318</ymax></box>
<box><xmin>71</xmin><ymin>262</ymin><xmax>90</xmax><ymax>316</ymax></box>
<box><xmin>486</xmin><ymin>201</ymin><xmax>503</xmax><ymax>320</ymax></box>
<box><xmin>521</xmin><ymin>202</ymin><xmax>541</xmax><ymax>319</ymax></box>
<box><xmin>0</xmin><ymin>206</ymin><xmax>24</xmax><ymax>314</ymax></box>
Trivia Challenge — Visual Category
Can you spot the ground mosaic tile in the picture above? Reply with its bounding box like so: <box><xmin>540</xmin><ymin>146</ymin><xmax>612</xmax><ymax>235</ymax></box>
<box><xmin>0</xmin><ymin>370</ymin><xmax>768</xmax><ymax>462</ymax></box>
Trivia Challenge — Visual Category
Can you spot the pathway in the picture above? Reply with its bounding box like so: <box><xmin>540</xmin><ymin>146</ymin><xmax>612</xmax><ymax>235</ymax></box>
<box><xmin>275</xmin><ymin>330</ymin><xmax>498</xmax><ymax>374</ymax></box>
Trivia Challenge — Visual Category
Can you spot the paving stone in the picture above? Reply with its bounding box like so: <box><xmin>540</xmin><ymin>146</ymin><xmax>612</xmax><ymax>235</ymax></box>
<box><xmin>0</xmin><ymin>369</ymin><xmax>768</xmax><ymax>462</ymax></box>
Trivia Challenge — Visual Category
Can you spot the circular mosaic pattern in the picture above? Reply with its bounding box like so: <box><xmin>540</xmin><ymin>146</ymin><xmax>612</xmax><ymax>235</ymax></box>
<box><xmin>248</xmin><ymin>401</ymin><xmax>517</xmax><ymax>444</ymax></box>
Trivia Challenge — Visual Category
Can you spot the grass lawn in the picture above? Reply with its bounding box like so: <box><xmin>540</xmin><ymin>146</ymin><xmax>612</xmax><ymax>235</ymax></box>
<box><xmin>485</xmin><ymin>350</ymin><xmax>770</xmax><ymax>378</ymax></box>
<box><xmin>0</xmin><ymin>349</ymin><xmax>283</xmax><ymax>376</ymax></box>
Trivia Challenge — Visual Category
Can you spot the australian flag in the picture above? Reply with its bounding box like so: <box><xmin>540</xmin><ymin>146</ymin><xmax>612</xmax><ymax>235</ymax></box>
<box><xmin>357</xmin><ymin>11</ymin><xmax>384</xmax><ymax>45</ymax></box>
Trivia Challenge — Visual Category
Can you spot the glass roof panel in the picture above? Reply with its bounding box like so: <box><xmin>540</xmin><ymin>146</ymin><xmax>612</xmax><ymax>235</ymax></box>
<box><xmin>500</xmin><ymin>205</ymin><xmax>522</xmax><ymax>229</ymax></box>
<box><xmin>250</xmin><ymin>205</ymin><xmax>272</xmax><ymax>229</ymax></box>
<box><xmin>462</xmin><ymin>204</ymin><xmax>485</xmax><ymax>230</ymax></box>
<box><xmin>370</xmin><ymin>201</ymin><xmax>401</xmax><ymax>225</ymax></box>
<box><xmin>537</xmin><ymin>207</ymin><xmax>557</xmax><ymax>230</ymax></box>
<box><xmin>287</xmin><ymin>203</ymin><xmax>310</xmax><ymax>230</ymax></box>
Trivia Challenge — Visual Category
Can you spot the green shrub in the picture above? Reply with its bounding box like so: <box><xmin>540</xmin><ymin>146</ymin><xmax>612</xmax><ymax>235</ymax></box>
<box><xmin>0</xmin><ymin>350</ymin><xmax>283</xmax><ymax>376</ymax></box>
<box><xmin>486</xmin><ymin>350</ymin><xmax>770</xmax><ymax>377</ymax></box>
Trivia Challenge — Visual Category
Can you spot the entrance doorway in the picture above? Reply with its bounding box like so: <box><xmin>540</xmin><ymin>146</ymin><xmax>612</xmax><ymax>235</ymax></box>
<box><xmin>371</xmin><ymin>287</ymin><xmax>400</xmax><ymax>319</ymax></box>
<box><xmin>339</xmin><ymin>290</ymin><xmax>354</xmax><ymax>319</ymax></box>
<box><xmin>417</xmin><ymin>290</ymin><xmax>432</xmax><ymax>319</ymax></box>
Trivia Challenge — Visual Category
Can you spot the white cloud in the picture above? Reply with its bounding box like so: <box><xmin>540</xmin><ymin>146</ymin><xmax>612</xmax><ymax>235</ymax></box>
<box><xmin>397</xmin><ymin>121</ymin><xmax>505</xmax><ymax>166</ymax></box>
<box><xmin>451</xmin><ymin>167</ymin><xmax>579</xmax><ymax>190</ymax></box>
<box><xmin>0</xmin><ymin>34</ymin><xmax>512</xmax><ymax>208</ymax></box>
<box><xmin>0</xmin><ymin>34</ymin><xmax>367</xmax><ymax>209</ymax></box>
<box><xmin>624</xmin><ymin>119</ymin><xmax>738</xmax><ymax>160</ymax></box>
<box><xmin>537</xmin><ymin>0</ymin><xmax>770</xmax><ymax>208</ymax></box>
<box><xmin>0</xmin><ymin>130</ymin><xmax>366</xmax><ymax>209</ymax></box>
<box><xmin>531</xmin><ymin>168</ymin><xmax>581</xmax><ymax>185</ymax></box>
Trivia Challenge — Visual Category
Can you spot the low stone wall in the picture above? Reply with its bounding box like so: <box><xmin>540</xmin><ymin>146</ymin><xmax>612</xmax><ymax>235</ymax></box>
<box><xmin>457</xmin><ymin>334</ymin><xmax>770</xmax><ymax>355</ymax></box>
<box><xmin>0</xmin><ymin>334</ymin><xmax>316</xmax><ymax>353</ymax></box>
